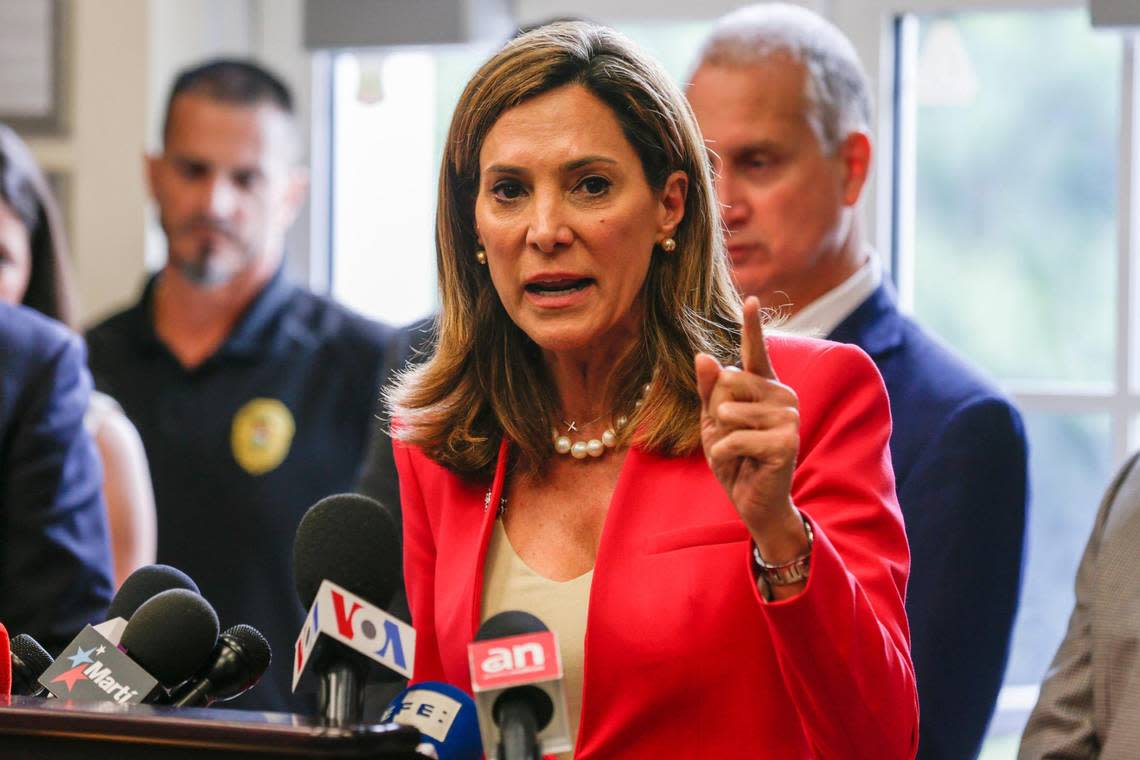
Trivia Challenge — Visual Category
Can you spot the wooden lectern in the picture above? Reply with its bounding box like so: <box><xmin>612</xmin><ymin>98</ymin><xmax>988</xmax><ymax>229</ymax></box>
<box><xmin>0</xmin><ymin>695</ymin><xmax>423</xmax><ymax>758</ymax></box>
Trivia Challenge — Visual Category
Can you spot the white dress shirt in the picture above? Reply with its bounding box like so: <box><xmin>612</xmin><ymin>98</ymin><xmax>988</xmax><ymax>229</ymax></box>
<box><xmin>780</xmin><ymin>252</ymin><xmax>882</xmax><ymax>338</ymax></box>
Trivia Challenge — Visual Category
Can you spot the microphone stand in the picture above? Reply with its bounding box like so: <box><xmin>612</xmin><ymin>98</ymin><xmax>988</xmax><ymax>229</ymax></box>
<box><xmin>320</xmin><ymin>659</ymin><xmax>365</xmax><ymax>725</ymax></box>
<box><xmin>497</xmin><ymin>696</ymin><xmax>541</xmax><ymax>760</ymax></box>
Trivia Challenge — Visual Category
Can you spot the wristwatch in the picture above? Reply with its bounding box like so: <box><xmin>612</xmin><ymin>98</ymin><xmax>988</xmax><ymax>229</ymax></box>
<box><xmin>752</xmin><ymin>511</ymin><xmax>814</xmax><ymax>587</ymax></box>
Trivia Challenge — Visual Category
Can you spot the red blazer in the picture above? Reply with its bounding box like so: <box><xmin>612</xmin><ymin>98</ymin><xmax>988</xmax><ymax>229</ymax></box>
<box><xmin>394</xmin><ymin>335</ymin><xmax>919</xmax><ymax>758</ymax></box>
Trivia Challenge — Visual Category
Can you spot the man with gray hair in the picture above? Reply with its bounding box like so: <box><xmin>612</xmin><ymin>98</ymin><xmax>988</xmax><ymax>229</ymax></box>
<box><xmin>688</xmin><ymin>5</ymin><xmax>1028</xmax><ymax>758</ymax></box>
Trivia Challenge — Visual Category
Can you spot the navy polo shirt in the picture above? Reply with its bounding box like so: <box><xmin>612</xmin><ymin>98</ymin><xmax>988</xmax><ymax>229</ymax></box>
<box><xmin>86</xmin><ymin>269</ymin><xmax>395</xmax><ymax>714</ymax></box>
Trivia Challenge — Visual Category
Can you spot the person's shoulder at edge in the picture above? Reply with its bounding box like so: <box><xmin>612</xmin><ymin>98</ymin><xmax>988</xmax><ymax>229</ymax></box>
<box><xmin>1</xmin><ymin>301</ymin><xmax>80</xmax><ymax>366</ymax></box>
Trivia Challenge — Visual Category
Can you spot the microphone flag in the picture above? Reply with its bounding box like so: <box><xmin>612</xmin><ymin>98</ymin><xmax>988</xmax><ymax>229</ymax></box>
<box><xmin>92</xmin><ymin>617</ymin><xmax>129</xmax><ymax>645</ymax></box>
<box><xmin>38</xmin><ymin>625</ymin><xmax>159</xmax><ymax>705</ymax></box>
<box><xmin>467</xmin><ymin>630</ymin><xmax>571</xmax><ymax>758</ymax></box>
<box><xmin>292</xmin><ymin>578</ymin><xmax>415</xmax><ymax>691</ymax></box>
<box><xmin>382</xmin><ymin>681</ymin><xmax>483</xmax><ymax>760</ymax></box>
<box><xmin>0</xmin><ymin>622</ymin><xmax>11</xmax><ymax>698</ymax></box>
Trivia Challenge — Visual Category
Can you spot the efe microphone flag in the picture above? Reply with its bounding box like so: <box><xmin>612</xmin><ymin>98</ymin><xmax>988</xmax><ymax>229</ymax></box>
<box><xmin>382</xmin><ymin>681</ymin><xmax>483</xmax><ymax>760</ymax></box>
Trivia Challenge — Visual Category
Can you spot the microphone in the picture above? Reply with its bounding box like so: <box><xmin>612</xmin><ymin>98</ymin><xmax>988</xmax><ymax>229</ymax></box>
<box><xmin>291</xmin><ymin>493</ymin><xmax>413</xmax><ymax>725</ymax></box>
<box><xmin>120</xmin><ymin>588</ymin><xmax>221</xmax><ymax>694</ymax></box>
<box><xmin>469</xmin><ymin>611</ymin><xmax>571</xmax><ymax>760</ymax></box>
<box><xmin>96</xmin><ymin>564</ymin><xmax>200</xmax><ymax>645</ymax></box>
<box><xmin>1</xmin><ymin>623</ymin><xmax>10</xmax><ymax>698</ymax></box>
<box><xmin>38</xmin><ymin>588</ymin><xmax>218</xmax><ymax>705</ymax></box>
<box><xmin>10</xmin><ymin>634</ymin><xmax>53</xmax><ymax>697</ymax></box>
<box><xmin>381</xmin><ymin>681</ymin><xmax>483</xmax><ymax>760</ymax></box>
<box><xmin>165</xmin><ymin>624</ymin><xmax>272</xmax><ymax>707</ymax></box>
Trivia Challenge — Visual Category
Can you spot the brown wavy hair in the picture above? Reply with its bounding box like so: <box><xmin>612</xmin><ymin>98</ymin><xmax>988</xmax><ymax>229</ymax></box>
<box><xmin>388</xmin><ymin>22</ymin><xmax>742</xmax><ymax>477</ymax></box>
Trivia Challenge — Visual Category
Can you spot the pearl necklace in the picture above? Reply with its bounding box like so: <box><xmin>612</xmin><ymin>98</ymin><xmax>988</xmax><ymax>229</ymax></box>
<box><xmin>552</xmin><ymin>384</ymin><xmax>649</xmax><ymax>460</ymax></box>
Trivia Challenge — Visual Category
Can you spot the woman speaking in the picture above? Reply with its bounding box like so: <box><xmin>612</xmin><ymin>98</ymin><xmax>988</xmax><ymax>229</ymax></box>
<box><xmin>389</xmin><ymin>22</ymin><xmax>917</xmax><ymax>758</ymax></box>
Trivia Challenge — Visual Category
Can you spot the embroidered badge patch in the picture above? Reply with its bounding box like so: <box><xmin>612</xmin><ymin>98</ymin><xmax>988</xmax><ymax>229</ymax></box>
<box><xmin>231</xmin><ymin>398</ymin><xmax>295</xmax><ymax>475</ymax></box>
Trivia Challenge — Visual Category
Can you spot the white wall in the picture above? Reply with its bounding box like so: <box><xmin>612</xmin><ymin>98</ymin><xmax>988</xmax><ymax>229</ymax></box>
<box><xmin>26</xmin><ymin>0</ymin><xmax>150</xmax><ymax>326</ymax></box>
<box><xmin>26</xmin><ymin>0</ymin><xmax>296</xmax><ymax>325</ymax></box>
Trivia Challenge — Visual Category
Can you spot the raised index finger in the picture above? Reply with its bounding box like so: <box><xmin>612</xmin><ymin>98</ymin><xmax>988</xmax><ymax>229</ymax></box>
<box><xmin>741</xmin><ymin>296</ymin><xmax>776</xmax><ymax>379</ymax></box>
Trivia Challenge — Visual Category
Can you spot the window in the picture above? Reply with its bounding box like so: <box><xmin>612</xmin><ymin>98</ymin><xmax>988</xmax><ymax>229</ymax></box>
<box><xmin>327</xmin><ymin>43</ymin><xmax>496</xmax><ymax>326</ymax></box>
<box><xmin>890</xmin><ymin>7</ymin><xmax>1134</xmax><ymax>756</ymax></box>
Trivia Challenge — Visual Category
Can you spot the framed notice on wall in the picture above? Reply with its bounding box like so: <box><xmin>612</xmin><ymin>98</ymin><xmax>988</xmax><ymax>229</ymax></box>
<box><xmin>0</xmin><ymin>0</ymin><xmax>67</xmax><ymax>134</ymax></box>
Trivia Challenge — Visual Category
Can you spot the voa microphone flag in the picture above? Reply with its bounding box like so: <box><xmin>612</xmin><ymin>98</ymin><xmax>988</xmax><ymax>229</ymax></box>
<box><xmin>292</xmin><ymin>578</ymin><xmax>415</xmax><ymax>689</ymax></box>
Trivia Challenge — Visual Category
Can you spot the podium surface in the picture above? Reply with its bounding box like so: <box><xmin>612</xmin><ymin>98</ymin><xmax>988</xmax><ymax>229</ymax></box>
<box><xmin>0</xmin><ymin>695</ymin><xmax>422</xmax><ymax>758</ymax></box>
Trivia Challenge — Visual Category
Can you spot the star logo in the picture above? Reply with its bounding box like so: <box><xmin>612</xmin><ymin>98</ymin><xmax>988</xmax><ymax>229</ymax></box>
<box><xmin>66</xmin><ymin>646</ymin><xmax>96</xmax><ymax>668</ymax></box>
<box><xmin>96</xmin><ymin>645</ymin><xmax>106</xmax><ymax>656</ymax></box>
<box><xmin>51</xmin><ymin>664</ymin><xmax>90</xmax><ymax>692</ymax></box>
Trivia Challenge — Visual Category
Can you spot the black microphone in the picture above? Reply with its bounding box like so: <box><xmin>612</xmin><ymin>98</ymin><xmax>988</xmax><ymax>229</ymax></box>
<box><xmin>96</xmin><ymin>564</ymin><xmax>201</xmax><ymax>645</ymax></box>
<box><xmin>291</xmin><ymin>493</ymin><xmax>405</xmax><ymax>725</ymax></box>
<box><xmin>108</xmin><ymin>565</ymin><xmax>200</xmax><ymax>621</ymax></box>
<box><xmin>120</xmin><ymin>588</ymin><xmax>220</xmax><ymax>696</ymax></box>
<box><xmin>165</xmin><ymin>624</ymin><xmax>272</xmax><ymax>707</ymax></box>
<box><xmin>10</xmin><ymin>634</ymin><xmax>53</xmax><ymax>697</ymax></box>
<box><xmin>471</xmin><ymin>612</ymin><xmax>570</xmax><ymax>760</ymax></box>
<box><xmin>292</xmin><ymin>494</ymin><xmax>401</xmax><ymax>610</ymax></box>
<box><xmin>37</xmin><ymin>588</ymin><xmax>219</xmax><ymax>705</ymax></box>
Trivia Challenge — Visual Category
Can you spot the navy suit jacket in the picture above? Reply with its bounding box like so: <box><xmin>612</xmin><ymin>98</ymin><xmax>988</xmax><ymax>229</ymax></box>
<box><xmin>828</xmin><ymin>282</ymin><xmax>1028</xmax><ymax>760</ymax></box>
<box><xmin>0</xmin><ymin>304</ymin><xmax>113</xmax><ymax>654</ymax></box>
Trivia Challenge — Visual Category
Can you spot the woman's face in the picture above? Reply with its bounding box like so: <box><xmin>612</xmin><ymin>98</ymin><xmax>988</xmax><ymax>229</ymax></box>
<box><xmin>474</xmin><ymin>84</ymin><xmax>686</xmax><ymax>358</ymax></box>
<box><xmin>0</xmin><ymin>198</ymin><xmax>31</xmax><ymax>305</ymax></box>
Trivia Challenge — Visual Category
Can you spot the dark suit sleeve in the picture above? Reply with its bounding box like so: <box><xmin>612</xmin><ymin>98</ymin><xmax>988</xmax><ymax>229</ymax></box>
<box><xmin>356</xmin><ymin>318</ymin><xmax>434</xmax><ymax>626</ymax></box>
<box><xmin>1</xmin><ymin>333</ymin><xmax>114</xmax><ymax>654</ymax></box>
<box><xmin>903</xmin><ymin>396</ymin><xmax>1029</xmax><ymax>760</ymax></box>
<box><xmin>355</xmin><ymin>319</ymin><xmax>434</xmax><ymax>715</ymax></box>
<box><xmin>1017</xmin><ymin>455</ymin><xmax>1140</xmax><ymax>759</ymax></box>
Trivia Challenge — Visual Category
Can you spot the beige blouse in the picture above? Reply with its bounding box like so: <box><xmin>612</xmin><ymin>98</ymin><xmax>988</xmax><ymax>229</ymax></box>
<box><xmin>481</xmin><ymin>519</ymin><xmax>593</xmax><ymax>759</ymax></box>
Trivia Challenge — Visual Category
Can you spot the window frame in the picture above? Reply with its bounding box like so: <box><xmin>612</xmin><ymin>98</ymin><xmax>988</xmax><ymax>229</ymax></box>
<box><xmin>833</xmin><ymin>0</ymin><xmax>1139</xmax><ymax>462</ymax></box>
<box><xmin>832</xmin><ymin>2</ymin><xmax>1140</xmax><ymax>739</ymax></box>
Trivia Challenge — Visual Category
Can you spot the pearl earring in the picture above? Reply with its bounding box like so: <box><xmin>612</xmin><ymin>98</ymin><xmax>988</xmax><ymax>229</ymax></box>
<box><xmin>475</xmin><ymin>249</ymin><xmax>487</xmax><ymax>265</ymax></box>
<box><xmin>661</xmin><ymin>238</ymin><xmax>676</xmax><ymax>253</ymax></box>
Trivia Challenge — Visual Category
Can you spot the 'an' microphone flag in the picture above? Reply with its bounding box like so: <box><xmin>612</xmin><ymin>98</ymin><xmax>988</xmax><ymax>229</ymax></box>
<box><xmin>468</xmin><ymin>623</ymin><xmax>571</xmax><ymax>759</ymax></box>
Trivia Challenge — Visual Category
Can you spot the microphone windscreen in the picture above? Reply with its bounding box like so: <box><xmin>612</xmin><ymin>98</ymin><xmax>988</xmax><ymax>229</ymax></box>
<box><xmin>475</xmin><ymin>610</ymin><xmax>549</xmax><ymax>641</ymax></box>
<box><xmin>120</xmin><ymin>588</ymin><xmax>219</xmax><ymax>687</ymax></box>
<box><xmin>222</xmin><ymin>624</ymin><xmax>272</xmax><ymax>679</ymax></box>
<box><xmin>11</xmin><ymin>634</ymin><xmax>52</xmax><ymax>676</ymax></box>
<box><xmin>10</xmin><ymin>633</ymin><xmax>52</xmax><ymax>697</ymax></box>
<box><xmin>292</xmin><ymin>493</ymin><xmax>401</xmax><ymax>609</ymax></box>
<box><xmin>383</xmin><ymin>681</ymin><xmax>482</xmax><ymax>760</ymax></box>
<box><xmin>108</xmin><ymin>564</ymin><xmax>200</xmax><ymax>620</ymax></box>
<box><xmin>0</xmin><ymin>623</ymin><xmax>10</xmax><ymax>698</ymax></box>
